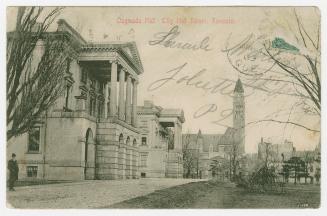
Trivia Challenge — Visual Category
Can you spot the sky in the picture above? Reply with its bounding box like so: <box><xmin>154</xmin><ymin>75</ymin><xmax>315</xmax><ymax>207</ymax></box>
<box><xmin>7</xmin><ymin>6</ymin><xmax>321</xmax><ymax>153</ymax></box>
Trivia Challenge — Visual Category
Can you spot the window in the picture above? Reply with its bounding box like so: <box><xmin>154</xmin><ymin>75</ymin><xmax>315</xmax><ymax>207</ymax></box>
<box><xmin>64</xmin><ymin>85</ymin><xmax>71</xmax><ymax>110</ymax></box>
<box><xmin>99</xmin><ymin>82</ymin><xmax>105</xmax><ymax>94</ymax></box>
<box><xmin>89</xmin><ymin>97</ymin><xmax>96</xmax><ymax>116</ymax></box>
<box><xmin>140</xmin><ymin>153</ymin><xmax>148</xmax><ymax>167</ymax></box>
<box><xmin>141</xmin><ymin>137</ymin><xmax>147</xmax><ymax>146</ymax></box>
<box><xmin>119</xmin><ymin>134</ymin><xmax>124</xmax><ymax>145</ymax></box>
<box><xmin>89</xmin><ymin>98</ymin><xmax>94</xmax><ymax>116</ymax></box>
<box><xmin>133</xmin><ymin>139</ymin><xmax>137</xmax><ymax>147</ymax></box>
<box><xmin>168</xmin><ymin>137</ymin><xmax>174</xmax><ymax>150</ymax></box>
<box><xmin>81</xmin><ymin>68</ymin><xmax>87</xmax><ymax>84</ymax></box>
<box><xmin>141</xmin><ymin>173</ymin><xmax>146</xmax><ymax>178</ymax></box>
<box><xmin>90</xmin><ymin>79</ymin><xmax>96</xmax><ymax>89</ymax></box>
<box><xmin>27</xmin><ymin>166</ymin><xmax>38</xmax><ymax>178</ymax></box>
<box><xmin>66</xmin><ymin>58</ymin><xmax>71</xmax><ymax>74</ymax></box>
<box><xmin>97</xmin><ymin>101</ymin><xmax>103</xmax><ymax>118</ymax></box>
<box><xmin>213</xmin><ymin>144</ymin><xmax>219</xmax><ymax>152</ymax></box>
<box><xmin>93</xmin><ymin>99</ymin><xmax>96</xmax><ymax>116</ymax></box>
<box><xmin>28</xmin><ymin>127</ymin><xmax>40</xmax><ymax>152</ymax></box>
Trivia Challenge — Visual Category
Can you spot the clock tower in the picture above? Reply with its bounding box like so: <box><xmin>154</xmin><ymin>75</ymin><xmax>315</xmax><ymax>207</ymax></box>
<box><xmin>233</xmin><ymin>79</ymin><xmax>245</xmax><ymax>154</ymax></box>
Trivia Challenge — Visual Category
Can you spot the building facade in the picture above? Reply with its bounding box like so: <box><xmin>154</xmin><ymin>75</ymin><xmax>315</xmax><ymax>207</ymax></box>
<box><xmin>7</xmin><ymin>19</ymin><xmax>144</xmax><ymax>181</ymax></box>
<box><xmin>137</xmin><ymin>101</ymin><xmax>185</xmax><ymax>178</ymax></box>
<box><xmin>257</xmin><ymin>138</ymin><xmax>295</xmax><ymax>162</ymax></box>
<box><xmin>182</xmin><ymin>79</ymin><xmax>245</xmax><ymax>179</ymax></box>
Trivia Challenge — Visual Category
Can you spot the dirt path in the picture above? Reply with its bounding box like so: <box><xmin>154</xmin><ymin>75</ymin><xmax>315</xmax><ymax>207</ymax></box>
<box><xmin>7</xmin><ymin>178</ymin><xmax>204</xmax><ymax>208</ymax></box>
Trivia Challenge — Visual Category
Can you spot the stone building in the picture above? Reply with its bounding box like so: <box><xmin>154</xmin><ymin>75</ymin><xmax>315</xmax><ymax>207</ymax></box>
<box><xmin>7</xmin><ymin>19</ymin><xmax>144</xmax><ymax>181</ymax></box>
<box><xmin>257</xmin><ymin>138</ymin><xmax>295</xmax><ymax>162</ymax></box>
<box><xmin>257</xmin><ymin>138</ymin><xmax>321</xmax><ymax>184</ymax></box>
<box><xmin>182</xmin><ymin>79</ymin><xmax>245</xmax><ymax>179</ymax></box>
<box><xmin>137</xmin><ymin>101</ymin><xmax>185</xmax><ymax>178</ymax></box>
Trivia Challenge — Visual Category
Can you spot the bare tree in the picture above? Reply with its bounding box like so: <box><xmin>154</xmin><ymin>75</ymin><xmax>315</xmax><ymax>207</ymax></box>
<box><xmin>263</xmin><ymin>9</ymin><xmax>320</xmax><ymax>114</ymax></box>
<box><xmin>228</xmin><ymin>143</ymin><xmax>239</xmax><ymax>181</ymax></box>
<box><xmin>303</xmin><ymin>152</ymin><xmax>314</xmax><ymax>184</ymax></box>
<box><xmin>225</xmin><ymin>129</ymin><xmax>240</xmax><ymax>181</ymax></box>
<box><xmin>209</xmin><ymin>158</ymin><xmax>229</xmax><ymax>181</ymax></box>
<box><xmin>223</xmin><ymin>8</ymin><xmax>320</xmax><ymax>132</ymax></box>
<box><xmin>7</xmin><ymin>6</ymin><xmax>69</xmax><ymax>141</ymax></box>
<box><xmin>182</xmin><ymin>133</ymin><xmax>198</xmax><ymax>178</ymax></box>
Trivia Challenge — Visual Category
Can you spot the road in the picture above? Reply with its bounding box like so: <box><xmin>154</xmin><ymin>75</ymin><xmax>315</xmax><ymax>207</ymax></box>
<box><xmin>7</xmin><ymin>178</ymin><xmax>204</xmax><ymax>208</ymax></box>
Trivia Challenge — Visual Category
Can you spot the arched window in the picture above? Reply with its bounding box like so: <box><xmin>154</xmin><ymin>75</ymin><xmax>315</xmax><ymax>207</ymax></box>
<box><xmin>119</xmin><ymin>133</ymin><xmax>124</xmax><ymax>145</ymax></box>
<box><xmin>133</xmin><ymin>139</ymin><xmax>137</xmax><ymax>147</ymax></box>
<box><xmin>126</xmin><ymin>136</ymin><xmax>130</xmax><ymax>146</ymax></box>
<box><xmin>85</xmin><ymin>129</ymin><xmax>93</xmax><ymax>161</ymax></box>
<box><xmin>64</xmin><ymin>84</ymin><xmax>71</xmax><ymax>110</ymax></box>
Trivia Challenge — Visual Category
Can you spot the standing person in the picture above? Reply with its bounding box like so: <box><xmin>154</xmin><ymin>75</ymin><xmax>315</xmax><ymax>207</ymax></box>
<box><xmin>8</xmin><ymin>153</ymin><xmax>19</xmax><ymax>191</ymax></box>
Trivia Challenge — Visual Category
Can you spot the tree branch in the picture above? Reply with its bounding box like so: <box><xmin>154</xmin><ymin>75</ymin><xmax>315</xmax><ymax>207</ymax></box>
<box><xmin>246</xmin><ymin>119</ymin><xmax>320</xmax><ymax>132</ymax></box>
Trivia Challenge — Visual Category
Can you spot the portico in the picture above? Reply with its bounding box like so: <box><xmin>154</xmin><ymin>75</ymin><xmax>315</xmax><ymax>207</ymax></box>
<box><xmin>76</xmin><ymin>43</ymin><xmax>143</xmax><ymax>180</ymax></box>
<box><xmin>78</xmin><ymin>57</ymin><xmax>140</xmax><ymax>125</ymax></box>
<box><xmin>159</xmin><ymin>112</ymin><xmax>185</xmax><ymax>178</ymax></box>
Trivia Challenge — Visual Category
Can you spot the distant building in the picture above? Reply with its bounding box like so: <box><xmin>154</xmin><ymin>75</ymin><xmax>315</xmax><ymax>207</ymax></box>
<box><xmin>257</xmin><ymin>138</ymin><xmax>321</xmax><ymax>184</ymax></box>
<box><xmin>182</xmin><ymin>129</ymin><xmax>235</xmax><ymax>179</ymax></box>
<box><xmin>182</xmin><ymin>79</ymin><xmax>245</xmax><ymax>179</ymax></box>
<box><xmin>137</xmin><ymin>100</ymin><xmax>185</xmax><ymax>178</ymax></box>
<box><xmin>257</xmin><ymin>138</ymin><xmax>294</xmax><ymax>162</ymax></box>
<box><xmin>292</xmin><ymin>147</ymin><xmax>321</xmax><ymax>184</ymax></box>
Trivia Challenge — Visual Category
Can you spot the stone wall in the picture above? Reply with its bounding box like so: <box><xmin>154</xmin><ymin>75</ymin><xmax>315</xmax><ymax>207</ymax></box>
<box><xmin>138</xmin><ymin>148</ymin><xmax>168</xmax><ymax>178</ymax></box>
<box><xmin>7</xmin><ymin>113</ymin><xmax>141</xmax><ymax>181</ymax></box>
<box><xmin>45</xmin><ymin>112</ymin><xmax>97</xmax><ymax>180</ymax></box>
<box><xmin>96</xmin><ymin>119</ymin><xmax>140</xmax><ymax>180</ymax></box>
<box><xmin>166</xmin><ymin>150</ymin><xmax>183</xmax><ymax>178</ymax></box>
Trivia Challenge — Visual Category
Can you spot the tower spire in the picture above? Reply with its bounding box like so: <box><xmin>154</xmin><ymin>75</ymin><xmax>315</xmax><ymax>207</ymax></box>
<box><xmin>234</xmin><ymin>78</ymin><xmax>244</xmax><ymax>93</ymax></box>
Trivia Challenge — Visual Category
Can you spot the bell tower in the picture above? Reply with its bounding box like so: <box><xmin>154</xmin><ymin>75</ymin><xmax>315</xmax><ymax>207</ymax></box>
<box><xmin>233</xmin><ymin>79</ymin><xmax>245</xmax><ymax>154</ymax></box>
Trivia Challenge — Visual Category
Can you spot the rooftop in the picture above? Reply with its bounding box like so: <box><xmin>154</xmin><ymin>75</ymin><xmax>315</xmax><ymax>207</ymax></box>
<box><xmin>138</xmin><ymin>100</ymin><xmax>185</xmax><ymax>123</ymax></box>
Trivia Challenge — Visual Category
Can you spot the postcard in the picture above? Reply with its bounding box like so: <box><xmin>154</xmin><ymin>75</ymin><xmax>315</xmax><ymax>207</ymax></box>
<box><xmin>5</xmin><ymin>6</ymin><xmax>321</xmax><ymax>209</ymax></box>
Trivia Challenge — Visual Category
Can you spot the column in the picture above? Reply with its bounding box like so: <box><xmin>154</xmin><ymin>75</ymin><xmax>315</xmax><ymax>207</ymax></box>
<box><xmin>109</xmin><ymin>60</ymin><xmax>117</xmax><ymax>117</ymax></box>
<box><xmin>103</xmin><ymin>82</ymin><xmax>109</xmax><ymax>118</ymax></box>
<box><xmin>125</xmin><ymin>75</ymin><xmax>132</xmax><ymax>124</ymax></box>
<box><xmin>174</xmin><ymin>122</ymin><xmax>182</xmax><ymax>150</ymax></box>
<box><xmin>132</xmin><ymin>80</ymin><xmax>138</xmax><ymax>127</ymax></box>
<box><xmin>118</xmin><ymin>68</ymin><xmax>125</xmax><ymax>120</ymax></box>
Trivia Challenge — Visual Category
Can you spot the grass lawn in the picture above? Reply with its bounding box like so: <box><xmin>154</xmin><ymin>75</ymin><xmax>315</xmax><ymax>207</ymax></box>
<box><xmin>108</xmin><ymin>180</ymin><xmax>320</xmax><ymax>209</ymax></box>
